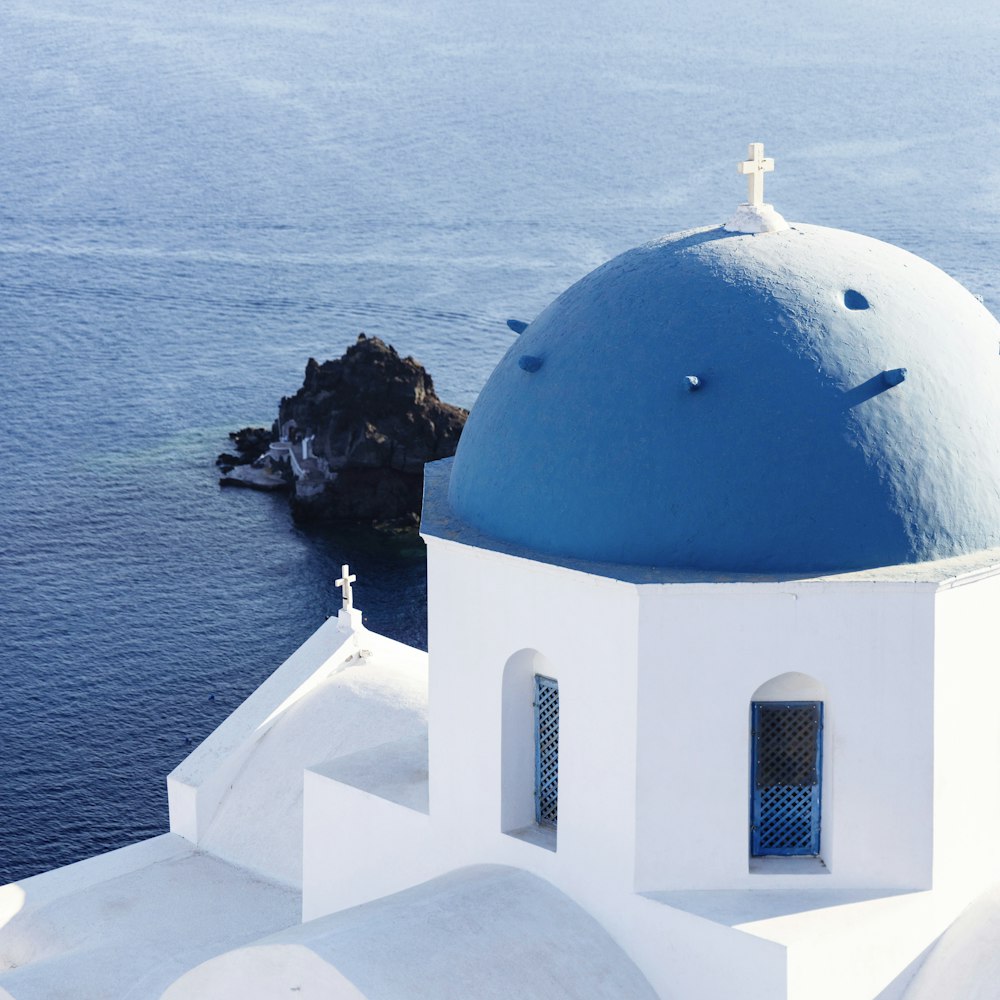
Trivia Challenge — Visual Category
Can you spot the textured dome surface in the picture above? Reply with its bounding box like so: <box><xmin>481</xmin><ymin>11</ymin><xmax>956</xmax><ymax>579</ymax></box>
<box><xmin>449</xmin><ymin>223</ymin><xmax>1000</xmax><ymax>573</ymax></box>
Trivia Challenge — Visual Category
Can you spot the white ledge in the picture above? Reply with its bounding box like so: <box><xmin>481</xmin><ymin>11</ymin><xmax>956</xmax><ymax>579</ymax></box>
<box><xmin>750</xmin><ymin>855</ymin><xmax>829</xmax><ymax>875</ymax></box>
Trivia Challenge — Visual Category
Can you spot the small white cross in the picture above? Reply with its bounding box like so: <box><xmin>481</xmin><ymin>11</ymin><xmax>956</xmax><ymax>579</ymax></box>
<box><xmin>336</xmin><ymin>564</ymin><xmax>357</xmax><ymax>610</ymax></box>
<box><xmin>737</xmin><ymin>142</ymin><xmax>775</xmax><ymax>209</ymax></box>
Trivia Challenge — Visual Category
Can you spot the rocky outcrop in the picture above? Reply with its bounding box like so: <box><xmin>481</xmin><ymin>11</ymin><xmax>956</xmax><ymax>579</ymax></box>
<box><xmin>221</xmin><ymin>335</ymin><xmax>467</xmax><ymax>527</ymax></box>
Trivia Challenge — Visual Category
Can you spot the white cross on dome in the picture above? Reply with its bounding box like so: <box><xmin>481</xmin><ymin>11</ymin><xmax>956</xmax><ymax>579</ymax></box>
<box><xmin>737</xmin><ymin>142</ymin><xmax>774</xmax><ymax>209</ymax></box>
<box><xmin>724</xmin><ymin>141</ymin><xmax>788</xmax><ymax>234</ymax></box>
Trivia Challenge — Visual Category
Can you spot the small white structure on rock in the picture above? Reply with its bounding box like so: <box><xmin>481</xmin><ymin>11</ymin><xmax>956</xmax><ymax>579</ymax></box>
<box><xmin>7</xmin><ymin>144</ymin><xmax>1000</xmax><ymax>1000</ymax></box>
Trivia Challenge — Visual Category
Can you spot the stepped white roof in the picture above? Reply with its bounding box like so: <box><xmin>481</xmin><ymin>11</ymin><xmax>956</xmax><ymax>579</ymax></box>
<box><xmin>163</xmin><ymin>866</ymin><xmax>658</xmax><ymax>1000</ymax></box>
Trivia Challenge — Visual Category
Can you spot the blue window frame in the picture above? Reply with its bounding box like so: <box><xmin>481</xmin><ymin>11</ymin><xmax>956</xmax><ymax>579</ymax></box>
<box><xmin>750</xmin><ymin>701</ymin><xmax>823</xmax><ymax>857</ymax></box>
<box><xmin>534</xmin><ymin>675</ymin><xmax>559</xmax><ymax>827</ymax></box>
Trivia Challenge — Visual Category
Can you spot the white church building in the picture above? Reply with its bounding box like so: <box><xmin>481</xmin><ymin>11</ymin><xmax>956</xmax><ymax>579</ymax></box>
<box><xmin>5</xmin><ymin>145</ymin><xmax>1000</xmax><ymax>999</ymax></box>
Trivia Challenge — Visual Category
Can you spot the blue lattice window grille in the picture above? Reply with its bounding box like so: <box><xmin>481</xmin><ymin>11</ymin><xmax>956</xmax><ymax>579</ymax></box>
<box><xmin>534</xmin><ymin>675</ymin><xmax>559</xmax><ymax>827</ymax></box>
<box><xmin>751</xmin><ymin>701</ymin><xmax>823</xmax><ymax>857</ymax></box>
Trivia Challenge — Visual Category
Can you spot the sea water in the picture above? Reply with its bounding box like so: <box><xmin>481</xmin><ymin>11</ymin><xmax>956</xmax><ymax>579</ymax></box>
<box><xmin>2</xmin><ymin>0</ymin><xmax>999</xmax><ymax>883</ymax></box>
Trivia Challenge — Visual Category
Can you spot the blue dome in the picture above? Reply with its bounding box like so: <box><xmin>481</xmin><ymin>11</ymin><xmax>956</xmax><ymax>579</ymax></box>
<box><xmin>449</xmin><ymin>223</ymin><xmax>1000</xmax><ymax>573</ymax></box>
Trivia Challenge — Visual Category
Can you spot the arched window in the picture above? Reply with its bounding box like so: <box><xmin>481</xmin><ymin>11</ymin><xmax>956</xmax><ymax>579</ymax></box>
<box><xmin>750</xmin><ymin>673</ymin><xmax>826</xmax><ymax>859</ymax></box>
<box><xmin>501</xmin><ymin>650</ymin><xmax>557</xmax><ymax>850</ymax></box>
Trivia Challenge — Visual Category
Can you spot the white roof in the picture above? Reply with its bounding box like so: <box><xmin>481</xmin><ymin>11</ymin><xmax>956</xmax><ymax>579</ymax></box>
<box><xmin>163</xmin><ymin>865</ymin><xmax>659</xmax><ymax>1000</ymax></box>
<box><xmin>902</xmin><ymin>882</ymin><xmax>1000</xmax><ymax>1000</ymax></box>
<box><xmin>0</xmin><ymin>835</ymin><xmax>297</xmax><ymax>1000</ymax></box>
<box><xmin>161</xmin><ymin>609</ymin><xmax>428</xmax><ymax>884</ymax></box>
<box><xmin>198</xmin><ymin>649</ymin><xmax>427</xmax><ymax>886</ymax></box>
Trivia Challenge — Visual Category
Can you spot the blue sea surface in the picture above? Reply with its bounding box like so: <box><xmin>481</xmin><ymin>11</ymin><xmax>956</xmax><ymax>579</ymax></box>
<box><xmin>2</xmin><ymin>0</ymin><xmax>1000</xmax><ymax>883</ymax></box>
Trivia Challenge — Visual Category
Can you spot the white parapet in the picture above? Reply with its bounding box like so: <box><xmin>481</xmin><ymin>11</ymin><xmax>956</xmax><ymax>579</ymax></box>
<box><xmin>167</xmin><ymin>615</ymin><xmax>363</xmax><ymax>844</ymax></box>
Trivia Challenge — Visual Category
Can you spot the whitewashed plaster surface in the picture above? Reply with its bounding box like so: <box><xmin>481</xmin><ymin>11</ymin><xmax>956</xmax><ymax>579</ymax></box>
<box><xmin>0</xmin><ymin>609</ymin><xmax>433</xmax><ymax>1000</ymax></box>
<box><xmin>415</xmin><ymin>465</ymin><xmax>1000</xmax><ymax>999</ymax></box>
<box><xmin>169</xmin><ymin>614</ymin><xmax>427</xmax><ymax>886</ymax></box>
<box><xmin>166</xmin><ymin>866</ymin><xmax>659</xmax><ymax>999</ymax></box>
<box><xmin>0</xmin><ymin>834</ymin><xmax>297</xmax><ymax>1000</ymax></box>
<box><xmin>930</xmin><ymin>570</ymin><xmax>1000</xmax><ymax>890</ymax></box>
<box><xmin>902</xmin><ymin>883</ymin><xmax>1000</xmax><ymax>1000</ymax></box>
<box><xmin>635</xmin><ymin>579</ymin><xmax>937</xmax><ymax>892</ymax></box>
<box><xmin>303</xmin><ymin>735</ymin><xmax>436</xmax><ymax>919</ymax></box>
<box><xmin>417</xmin><ymin>534</ymin><xmax>787</xmax><ymax>1000</ymax></box>
<box><xmin>7</xmin><ymin>466</ymin><xmax>1000</xmax><ymax>998</ymax></box>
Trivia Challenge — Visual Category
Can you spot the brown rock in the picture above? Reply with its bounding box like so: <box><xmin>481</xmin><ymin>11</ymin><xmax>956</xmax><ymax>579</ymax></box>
<box><xmin>278</xmin><ymin>335</ymin><xmax>467</xmax><ymax>524</ymax></box>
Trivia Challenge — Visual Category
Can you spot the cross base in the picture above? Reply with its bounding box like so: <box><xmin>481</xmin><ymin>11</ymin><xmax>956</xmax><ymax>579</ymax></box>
<box><xmin>338</xmin><ymin>606</ymin><xmax>363</xmax><ymax>631</ymax></box>
<box><xmin>724</xmin><ymin>202</ymin><xmax>790</xmax><ymax>235</ymax></box>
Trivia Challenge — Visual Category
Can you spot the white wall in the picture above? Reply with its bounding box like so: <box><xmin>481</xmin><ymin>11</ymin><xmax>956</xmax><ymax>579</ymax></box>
<box><xmin>302</xmin><ymin>771</ymin><xmax>441</xmax><ymax>920</ymax></box>
<box><xmin>294</xmin><ymin>548</ymin><xmax>1000</xmax><ymax>1000</ymax></box>
<box><xmin>932</xmin><ymin>571</ymin><xmax>1000</xmax><ymax>890</ymax></box>
<box><xmin>420</xmin><ymin>537</ymin><xmax>791</xmax><ymax>1000</ymax></box>
<box><xmin>425</xmin><ymin>536</ymin><xmax>641</xmax><ymax>893</ymax></box>
<box><xmin>634</xmin><ymin>580</ymin><xmax>937</xmax><ymax>891</ymax></box>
